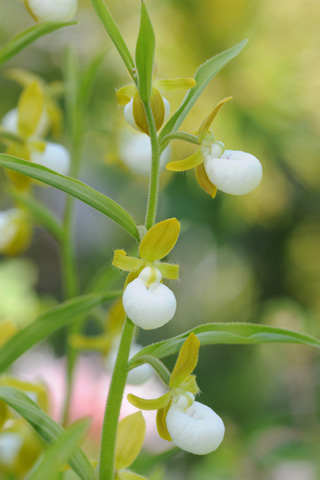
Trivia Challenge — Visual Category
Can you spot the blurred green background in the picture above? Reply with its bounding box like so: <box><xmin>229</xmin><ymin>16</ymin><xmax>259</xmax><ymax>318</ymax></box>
<box><xmin>0</xmin><ymin>0</ymin><xmax>319</xmax><ymax>479</ymax></box>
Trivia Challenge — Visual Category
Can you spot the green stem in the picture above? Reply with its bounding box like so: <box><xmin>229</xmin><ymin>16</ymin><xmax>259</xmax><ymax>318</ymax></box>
<box><xmin>98</xmin><ymin>318</ymin><xmax>135</xmax><ymax>480</ymax></box>
<box><xmin>144</xmin><ymin>101</ymin><xmax>161</xmax><ymax>229</ymax></box>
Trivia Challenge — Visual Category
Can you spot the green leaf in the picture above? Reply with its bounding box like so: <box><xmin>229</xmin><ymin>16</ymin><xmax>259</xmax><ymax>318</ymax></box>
<box><xmin>89</xmin><ymin>0</ymin><xmax>136</xmax><ymax>81</ymax></box>
<box><xmin>128</xmin><ymin>355</ymin><xmax>171</xmax><ymax>385</ymax></box>
<box><xmin>0</xmin><ymin>291</ymin><xmax>121</xmax><ymax>372</ymax></box>
<box><xmin>0</xmin><ymin>22</ymin><xmax>76</xmax><ymax>66</ymax></box>
<box><xmin>129</xmin><ymin>322</ymin><xmax>320</xmax><ymax>364</ymax></box>
<box><xmin>0</xmin><ymin>387</ymin><xmax>94</xmax><ymax>480</ymax></box>
<box><xmin>8</xmin><ymin>187</ymin><xmax>63</xmax><ymax>241</ymax></box>
<box><xmin>0</xmin><ymin>154</ymin><xmax>139</xmax><ymax>240</ymax></box>
<box><xmin>135</xmin><ymin>1</ymin><xmax>155</xmax><ymax>103</ymax></box>
<box><xmin>27</xmin><ymin>420</ymin><xmax>90</xmax><ymax>480</ymax></box>
<box><xmin>158</xmin><ymin>39</ymin><xmax>248</xmax><ymax>146</ymax></box>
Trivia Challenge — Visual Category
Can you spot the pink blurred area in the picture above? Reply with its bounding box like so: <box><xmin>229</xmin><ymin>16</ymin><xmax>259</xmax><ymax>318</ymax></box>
<box><xmin>13</xmin><ymin>349</ymin><xmax>170</xmax><ymax>452</ymax></box>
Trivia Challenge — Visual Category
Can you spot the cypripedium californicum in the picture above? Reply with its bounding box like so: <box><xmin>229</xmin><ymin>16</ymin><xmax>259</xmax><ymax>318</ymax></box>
<box><xmin>114</xmin><ymin>412</ymin><xmax>148</xmax><ymax>480</ymax></box>
<box><xmin>113</xmin><ymin>218</ymin><xmax>180</xmax><ymax>330</ymax></box>
<box><xmin>24</xmin><ymin>0</ymin><xmax>77</xmax><ymax>22</ymax></box>
<box><xmin>166</xmin><ymin>98</ymin><xmax>263</xmax><ymax>197</ymax></box>
<box><xmin>70</xmin><ymin>299</ymin><xmax>153</xmax><ymax>385</ymax></box>
<box><xmin>1</xmin><ymin>80</ymin><xmax>70</xmax><ymax>190</ymax></box>
<box><xmin>117</xmin><ymin>78</ymin><xmax>196</xmax><ymax>135</ymax></box>
<box><xmin>128</xmin><ymin>333</ymin><xmax>225</xmax><ymax>455</ymax></box>
<box><xmin>0</xmin><ymin>208</ymin><xmax>32</xmax><ymax>256</ymax></box>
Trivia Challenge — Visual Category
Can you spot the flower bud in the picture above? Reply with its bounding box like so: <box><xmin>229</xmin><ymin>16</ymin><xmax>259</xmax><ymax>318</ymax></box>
<box><xmin>26</xmin><ymin>0</ymin><xmax>77</xmax><ymax>22</ymax></box>
<box><xmin>166</xmin><ymin>399</ymin><xmax>225</xmax><ymax>455</ymax></box>
<box><xmin>31</xmin><ymin>142</ymin><xmax>70</xmax><ymax>176</ymax></box>
<box><xmin>0</xmin><ymin>209</ymin><xmax>32</xmax><ymax>256</ymax></box>
<box><xmin>204</xmin><ymin>150</ymin><xmax>262</xmax><ymax>195</ymax></box>
<box><xmin>124</xmin><ymin>91</ymin><xmax>170</xmax><ymax>134</ymax></box>
<box><xmin>106</xmin><ymin>340</ymin><xmax>153</xmax><ymax>385</ymax></box>
<box><xmin>122</xmin><ymin>266</ymin><xmax>176</xmax><ymax>330</ymax></box>
<box><xmin>119</xmin><ymin>131</ymin><xmax>171</xmax><ymax>176</ymax></box>
<box><xmin>1</xmin><ymin>108</ymin><xmax>49</xmax><ymax>139</ymax></box>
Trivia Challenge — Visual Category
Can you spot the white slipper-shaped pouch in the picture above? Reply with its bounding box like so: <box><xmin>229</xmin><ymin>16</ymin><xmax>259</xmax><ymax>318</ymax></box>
<box><xmin>26</xmin><ymin>0</ymin><xmax>78</xmax><ymax>22</ymax></box>
<box><xmin>31</xmin><ymin>142</ymin><xmax>70</xmax><ymax>176</ymax></box>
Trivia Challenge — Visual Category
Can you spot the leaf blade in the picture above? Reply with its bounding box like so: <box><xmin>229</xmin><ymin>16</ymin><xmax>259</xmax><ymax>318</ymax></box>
<box><xmin>0</xmin><ymin>154</ymin><xmax>139</xmax><ymax>240</ymax></box>
<box><xmin>135</xmin><ymin>1</ymin><xmax>155</xmax><ymax>103</ymax></box>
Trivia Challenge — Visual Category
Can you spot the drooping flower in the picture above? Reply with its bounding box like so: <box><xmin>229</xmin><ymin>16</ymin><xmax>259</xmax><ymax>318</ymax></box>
<box><xmin>166</xmin><ymin>98</ymin><xmax>262</xmax><ymax>197</ymax></box>
<box><xmin>112</xmin><ymin>218</ymin><xmax>180</xmax><ymax>330</ymax></box>
<box><xmin>0</xmin><ymin>209</ymin><xmax>32</xmax><ymax>256</ymax></box>
<box><xmin>128</xmin><ymin>333</ymin><xmax>225</xmax><ymax>455</ymax></box>
<box><xmin>25</xmin><ymin>0</ymin><xmax>78</xmax><ymax>22</ymax></box>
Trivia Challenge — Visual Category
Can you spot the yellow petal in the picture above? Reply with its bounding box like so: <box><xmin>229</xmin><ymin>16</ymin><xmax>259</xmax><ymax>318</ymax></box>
<box><xmin>0</xmin><ymin>319</ymin><xmax>18</xmax><ymax>347</ymax></box>
<box><xmin>46</xmin><ymin>99</ymin><xmax>62</xmax><ymax>138</ymax></box>
<box><xmin>155</xmin><ymin>262</ymin><xmax>179</xmax><ymax>280</ymax></box>
<box><xmin>154</xmin><ymin>78</ymin><xmax>196</xmax><ymax>92</ymax></box>
<box><xmin>17</xmin><ymin>81</ymin><xmax>44</xmax><ymax>138</ymax></box>
<box><xmin>106</xmin><ymin>299</ymin><xmax>127</xmax><ymax>334</ymax></box>
<box><xmin>116</xmin><ymin>84</ymin><xmax>137</xmax><ymax>105</ymax></box>
<box><xmin>198</xmin><ymin>97</ymin><xmax>232</xmax><ymax>141</ymax></box>
<box><xmin>166</xmin><ymin>148</ymin><xmax>203</xmax><ymax>172</ymax></box>
<box><xmin>5</xmin><ymin>68</ymin><xmax>44</xmax><ymax>88</ymax></box>
<box><xmin>169</xmin><ymin>333</ymin><xmax>200</xmax><ymax>388</ymax></box>
<box><xmin>117</xmin><ymin>470</ymin><xmax>148</xmax><ymax>480</ymax></box>
<box><xmin>156</xmin><ymin>403</ymin><xmax>172</xmax><ymax>441</ymax></box>
<box><xmin>29</xmin><ymin>139</ymin><xmax>46</xmax><ymax>153</ymax></box>
<box><xmin>115</xmin><ymin>412</ymin><xmax>146</xmax><ymax>470</ymax></box>
<box><xmin>139</xmin><ymin>218</ymin><xmax>180</xmax><ymax>262</ymax></box>
<box><xmin>0</xmin><ymin>209</ymin><xmax>33</xmax><ymax>256</ymax></box>
<box><xmin>195</xmin><ymin>163</ymin><xmax>217</xmax><ymax>198</ymax></box>
<box><xmin>113</xmin><ymin>250</ymin><xmax>144</xmax><ymax>272</ymax></box>
<box><xmin>124</xmin><ymin>271</ymin><xmax>141</xmax><ymax>289</ymax></box>
<box><xmin>69</xmin><ymin>333</ymin><xmax>111</xmax><ymax>354</ymax></box>
<box><xmin>127</xmin><ymin>392</ymin><xmax>171</xmax><ymax>411</ymax></box>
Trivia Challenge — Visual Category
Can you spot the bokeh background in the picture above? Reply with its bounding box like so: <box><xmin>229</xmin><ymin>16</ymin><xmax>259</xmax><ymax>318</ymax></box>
<box><xmin>0</xmin><ymin>0</ymin><xmax>319</xmax><ymax>479</ymax></box>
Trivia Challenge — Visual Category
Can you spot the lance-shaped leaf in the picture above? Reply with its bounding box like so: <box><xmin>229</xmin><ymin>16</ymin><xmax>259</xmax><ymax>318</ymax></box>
<box><xmin>139</xmin><ymin>218</ymin><xmax>180</xmax><ymax>261</ymax></box>
<box><xmin>169</xmin><ymin>333</ymin><xmax>200</xmax><ymax>388</ymax></box>
<box><xmin>27</xmin><ymin>420</ymin><xmax>90</xmax><ymax>480</ymax></box>
<box><xmin>135</xmin><ymin>1</ymin><xmax>155</xmax><ymax>103</ymax></box>
<box><xmin>127</xmin><ymin>392</ymin><xmax>171</xmax><ymax>411</ymax></box>
<box><xmin>113</xmin><ymin>250</ymin><xmax>144</xmax><ymax>272</ymax></box>
<box><xmin>0</xmin><ymin>291</ymin><xmax>121</xmax><ymax>372</ymax></box>
<box><xmin>115</xmin><ymin>412</ymin><xmax>146</xmax><ymax>470</ymax></box>
<box><xmin>166</xmin><ymin>148</ymin><xmax>203</xmax><ymax>172</ymax></box>
<box><xmin>196</xmin><ymin>163</ymin><xmax>217</xmax><ymax>198</ymax></box>
<box><xmin>0</xmin><ymin>154</ymin><xmax>139</xmax><ymax>240</ymax></box>
<box><xmin>159</xmin><ymin>40</ymin><xmax>248</xmax><ymax>146</ymax></box>
<box><xmin>198</xmin><ymin>97</ymin><xmax>232</xmax><ymax>141</ymax></box>
<box><xmin>0</xmin><ymin>387</ymin><xmax>94</xmax><ymax>480</ymax></box>
<box><xmin>0</xmin><ymin>22</ymin><xmax>76</xmax><ymax>66</ymax></box>
<box><xmin>129</xmin><ymin>323</ymin><xmax>320</xmax><ymax>365</ymax></box>
<box><xmin>156</xmin><ymin>404</ymin><xmax>172</xmax><ymax>441</ymax></box>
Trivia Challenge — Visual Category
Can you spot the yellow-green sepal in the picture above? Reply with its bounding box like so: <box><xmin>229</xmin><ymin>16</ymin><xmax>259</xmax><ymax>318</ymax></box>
<box><xmin>179</xmin><ymin>375</ymin><xmax>199</xmax><ymax>395</ymax></box>
<box><xmin>156</xmin><ymin>403</ymin><xmax>172</xmax><ymax>441</ymax></box>
<box><xmin>154</xmin><ymin>78</ymin><xmax>196</xmax><ymax>92</ymax></box>
<box><xmin>139</xmin><ymin>218</ymin><xmax>180</xmax><ymax>262</ymax></box>
<box><xmin>156</xmin><ymin>262</ymin><xmax>179</xmax><ymax>280</ymax></box>
<box><xmin>127</xmin><ymin>391</ymin><xmax>171</xmax><ymax>411</ymax></box>
<box><xmin>69</xmin><ymin>333</ymin><xmax>111</xmax><ymax>354</ymax></box>
<box><xmin>166</xmin><ymin>148</ymin><xmax>203</xmax><ymax>172</ymax></box>
<box><xmin>169</xmin><ymin>333</ymin><xmax>200</xmax><ymax>389</ymax></box>
<box><xmin>195</xmin><ymin>163</ymin><xmax>217</xmax><ymax>198</ymax></box>
<box><xmin>0</xmin><ymin>319</ymin><xmax>18</xmax><ymax>347</ymax></box>
<box><xmin>115</xmin><ymin>412</ymin><xmax>146</xmax><ymax>471</ymax></box>
<box><xmin>116</xmin><ymin>470</ymin><xmax>148</xmax><ymax>480</ymax></box>
<box><xmin>17</xmin><ymin>81</ymin><xmax>44</xmax><ymax>138</ymax></box>
<box><xmin>28</xmin><ymin>139</ymin><xmax>46</xmax><ymax>153</ymax></box>
<box><xmin>198</xmin><ymin>97</ymin><xmax>232</xmax><ymax>141</ymax></box>
<box><xmin>113</xmin><ymin>250</ymin><xmax>144</xmax><ymax>272</ymax></box>
<box><xmin>116</xmin><ymin>84</ymin><xmax>137</xmax><ymax>105</ymax></box>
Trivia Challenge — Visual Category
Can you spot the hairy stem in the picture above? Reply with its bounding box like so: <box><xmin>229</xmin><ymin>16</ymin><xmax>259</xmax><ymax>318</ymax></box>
<box><xmin>98</xmin><ymin>318</ymin><xmax>135</xmax><ymax>480</ymax></box>
<box><xmin>144</xmin><ymin>101</ymin><xmax>160</xmax><ymax>229</ymax></box>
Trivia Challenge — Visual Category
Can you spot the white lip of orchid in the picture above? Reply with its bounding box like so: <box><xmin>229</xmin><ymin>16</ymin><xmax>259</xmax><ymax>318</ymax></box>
<box><xmin>0</xmin><ymin>209</ymin><xmax>20</xmax><ymax>251</ymax></box>
<box><xmin>123</xmin><ymin>96</ymin><xmax>170</xmax><ymax>132</ymax></box>
<box><xmin>204</xmin><ymin>149</ymin><xmax>262</xmax><ymax>195</ymax></box>
<box><xmin>1</xmin><ymin>108</ymin><xmax>49</xmax><ymax>139</ymax></box>
<box><xmin>122</xmin><ymin>266</ymin><xmax>177</xmax><ymax>330</ymax></box>
<box><xmin>119</xmin><ymin>131</ymin><xmax>171</xmax><ymax>176</ymax></box>
<box><xmin>26</xmin><ymin>0</ymin><xmax>78</xmax><ymax>22</ymax></box>
<box><xmin>106</xmin><ymin>338</ymin><xmax>153</xmax><ymax>385</ymax></box>
<box><xmin>166</xmin><ymin>396</ymin><xmax>225</xmax><ymax>455</ymax></box>
<box><xmin>0</xmin><ymin>432</ymin><xmax>23</xmax><ymax>465</ymax></box>
<box><xmin>31</xmin><ymin>142</ymin><xmax>71</xmax><ymax>176</ymax></box>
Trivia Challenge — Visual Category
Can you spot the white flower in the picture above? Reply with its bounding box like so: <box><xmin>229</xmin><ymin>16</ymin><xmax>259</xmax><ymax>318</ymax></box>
<box><xmin>122</xmin><ymin>267</ymin><xmax>176</xmax><ymax>330</ymax></box>
<box><xmin>119</xmin><ymin>131</ymin><xmax>171</xmax><ymax>176</ymax></box>
<box><xmin>124</xmin><ymin>96</ymin><xmax>170</xmax><ymax>132</ymax></box>
<box><xmin>1</xmin><ymin>108</ymin><xmax>49</xmax><ymax>139</ymax></box>
<box><xmin>106</xmin><ymin>339</ymin><xmax>153</xmax><ymax>385</ymax></box>
<box><xmin>166</xmin><ymin>396</ymin><xmax>225</xmax><ymax>455</ymax></box>
<box><xmin>204</xmin><ymin>149</ymin><xmax>262</xmax><ymax>195</ymax></box>
<box><xmin>26</xmin><ymin>0</ymin><xmax>77</xmax><ymax>22</ymax></box>
<box><xmin>0</xmin><ymin>209</ymin><xmax>31</xmax><ymax>255</ymax></box>
<box><xmin>31</xmin><ymin>142</ymin><xmax>70</xmax><ymax>176</ymax></box>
